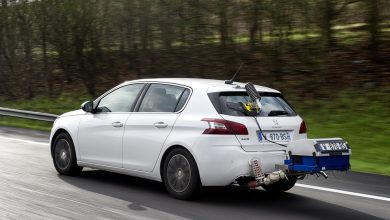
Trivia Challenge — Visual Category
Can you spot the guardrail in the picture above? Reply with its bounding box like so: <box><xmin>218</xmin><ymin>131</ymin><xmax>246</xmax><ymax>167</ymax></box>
<box><xmin>0</xmin><ymin>107</ymin><xmax>58</xmax><ymax>122</ymax></box>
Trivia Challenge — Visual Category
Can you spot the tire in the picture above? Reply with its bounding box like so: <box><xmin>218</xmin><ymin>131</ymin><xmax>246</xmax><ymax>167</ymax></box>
<box><xmin>52</xmin><ymin>132</ymin><xmax>82</xmax><ymax>176</ymax></box>
<box><xmin>261</xmin><ymin>176</ymin><xmax>296</xmax><ymax>193</ymax></box>
<box><xmin>162</xmin><ymin>148</ymin><xmax>201</xmax><ymax>200</ymax></box>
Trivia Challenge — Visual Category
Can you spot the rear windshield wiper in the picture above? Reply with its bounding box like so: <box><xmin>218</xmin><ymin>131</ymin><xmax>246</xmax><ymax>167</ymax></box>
<box><xmin>268</xmin><ymin>110</ymin><xmax>289</xmax><ymax>116</ymax></box>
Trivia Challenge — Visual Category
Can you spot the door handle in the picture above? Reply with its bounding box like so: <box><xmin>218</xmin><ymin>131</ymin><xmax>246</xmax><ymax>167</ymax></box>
<box><xmin>154</xmin><ymin>122</ymin><xmax>168</xmax><ymax>128</ymax></box>
<box><xmin>112</xmin><ymin>121</ymin><xmax>124</xmax><ymax>128</ymax></box>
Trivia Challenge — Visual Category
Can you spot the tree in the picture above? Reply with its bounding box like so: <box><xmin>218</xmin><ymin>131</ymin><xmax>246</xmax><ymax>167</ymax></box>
<box><xmin>218</xmin><ymin>0</ymin><xmax>230</xmax><ymax>48</ymax></box>
<box><xmin>138</xmin><ymin>0</ymin><xmax>153</xmax><ymax>50</ymax></box>
<box><xmin>17</xmin><ymin>0</ymin><xmax>35</xmax><ymax>98</ymax></box>
<box><xmin>0</xmin><ymin>0</ymin><xmax>386</xmax><ymax>100</ymax></box>
<box><xmin>367</xmin><ymin>0</ymin><xmax>380</xmax><ymax>61</ymax></box>
<box><xmin>248</xmin><ymin>0</ymin><xmax>263</xmax><ymax>50</ymax></box>
<box><xmin>157</xmin><ymin>0</ymin><xmax>174</xmax><ymax>49</ymax></box>
<box><xmin>320</xmin><ymin>0</ymin><xmax>361</xmax><ymax>48</ymax></box>
<box><xmin>0</xmin><ymin>0</ymin><xmax>18</xmax><ymax>98</ymax></box>
<box><xmin>37</xmin><ymin>0</ymin><xmax>51</xmax><ymax>95</ymax></box>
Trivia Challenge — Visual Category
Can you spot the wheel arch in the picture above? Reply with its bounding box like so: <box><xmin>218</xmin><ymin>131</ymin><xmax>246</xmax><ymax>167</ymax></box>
<box><xmin>50</xmin><ymin>128</ymin><xmax>71</xmax><ymax>157</ymax></box>
<box><xmin>159</xmin><ymin>145</ymin><xmax>202</xmax><ymax>185</ymax></box>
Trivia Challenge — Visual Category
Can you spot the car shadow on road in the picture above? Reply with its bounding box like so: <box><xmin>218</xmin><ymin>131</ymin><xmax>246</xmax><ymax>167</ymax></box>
<box><xmin>58</xmin><ymin>169</ymin><xmax>383</xmax><ymax>220</ymax></box>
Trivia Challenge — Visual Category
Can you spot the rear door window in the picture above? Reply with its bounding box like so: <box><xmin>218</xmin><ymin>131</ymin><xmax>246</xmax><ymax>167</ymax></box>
<box><xmin>213</xmin><ymin>92</ymin><xmax>296</xmax><ymax>117</ymax></box>
<box><xmin>138</xmin><ymin>84</ymin><xmax>189</xmax><ymax>112</ymax></box>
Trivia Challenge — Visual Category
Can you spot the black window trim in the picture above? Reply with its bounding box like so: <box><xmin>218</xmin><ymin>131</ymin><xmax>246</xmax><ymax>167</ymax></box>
<box><xmin>133</xmin><ymin>83</ymin><xmax>151</xmax><ymax>112</ymax></box>
<box><xmin>173</xmin><ymin>89</ymin><xmax>188</xmax><ymax>112</ymax></box>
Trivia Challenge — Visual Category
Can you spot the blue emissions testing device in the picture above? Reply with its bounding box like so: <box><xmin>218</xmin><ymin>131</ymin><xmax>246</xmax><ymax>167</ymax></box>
<box><xmin>284</xmin><ymin>138</ymin><xmax>351</xmax><ymax>173</ymax></box>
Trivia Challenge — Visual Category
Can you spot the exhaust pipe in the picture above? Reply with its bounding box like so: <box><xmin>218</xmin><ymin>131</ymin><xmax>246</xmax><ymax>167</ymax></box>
<box><xmin>319</xmin><ymin>171</ymin><xmax>328</xmax><ymax>179</ymax></box>
<box><xmin>247</xmin><ymin>170</ymin><xmax>287</xmax><ymax>188</ymax></box>
<box><xmin>263</xmin><ymin>170</ymin><xmax>286</xmax><ymax>185</ymax></box>
<box><xmin>248</xmin><ymin>159</ymin><xmax>287</xmax><ymax>188</ymax></box>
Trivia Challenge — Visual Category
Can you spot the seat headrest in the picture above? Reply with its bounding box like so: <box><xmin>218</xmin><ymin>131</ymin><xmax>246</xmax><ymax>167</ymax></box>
<box><xmin>150</xmin><ymin>88</ymin><xmax>167</xmax><ymax>96</ymax></box>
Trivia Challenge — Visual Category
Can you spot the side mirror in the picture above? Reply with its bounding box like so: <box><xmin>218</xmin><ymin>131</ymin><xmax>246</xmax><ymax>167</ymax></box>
<box><xmin>81</xmin><ymin>101</ymin><xmax>94</xmax><ymax>113</ymax></box>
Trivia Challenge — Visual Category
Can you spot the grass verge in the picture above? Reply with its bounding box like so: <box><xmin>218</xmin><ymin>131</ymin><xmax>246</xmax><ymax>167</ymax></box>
<box><xmin>0</xmin><ymin>92</ymin><xmax>91</xmax><ymax>131</ymax></box>
<box><xmin>294</xmin><ymin>90</ymin><xmax>390</xmax><ymax>176</ymax></box>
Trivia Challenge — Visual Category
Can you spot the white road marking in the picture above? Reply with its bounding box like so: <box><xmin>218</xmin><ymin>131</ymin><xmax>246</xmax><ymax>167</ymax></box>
<box><xmin>0</xmin><ymin>136</ymin><xmax>48</xmax><ymax>146</ymax></box>
<box><xmin>1</xmin><ymin>135</ymin><xmax>389</xmax><ymax>203</ymax></box>
<box><xmin>296</xmin><ymin>183</ymin><xmax>390</xmax><ymax>202</ymax></box>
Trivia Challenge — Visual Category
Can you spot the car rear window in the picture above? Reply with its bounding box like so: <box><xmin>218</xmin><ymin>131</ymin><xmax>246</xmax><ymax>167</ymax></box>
<box><xmin>208</xmin><ymin>92</ymin><xmax>296</xmax><ymax>117</ymax></box>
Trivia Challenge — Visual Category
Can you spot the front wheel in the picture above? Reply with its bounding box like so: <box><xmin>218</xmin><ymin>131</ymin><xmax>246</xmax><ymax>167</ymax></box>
<box><xmin>52</xmin><ymin>132</ymin><xmax>82</xmax><ymax>176</ymax></box>
<box><xmin>162</xmin><ymin>148</ymin><xmax>201</xmax><ymax>200</ymax></box>
<box><xmin>261</xmin><ymin>176</ymin><xmax>296</xmax><ymax>192</ymax></box>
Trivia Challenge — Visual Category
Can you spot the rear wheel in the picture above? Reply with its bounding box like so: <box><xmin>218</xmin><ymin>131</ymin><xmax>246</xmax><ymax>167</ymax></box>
<box><xmin>261</xmin><ymin>176</ymin><xmax>296</xmax><ymax>192</ymax></box>
<box><xmin>162</xmin><ymin>148</ymin><xmax>201</xmax><ymax>200</ymax></box>
<box><xmin>52</xmin><ymin>132</ymin><xmax>82</xmax><ymax>176</ymax></box>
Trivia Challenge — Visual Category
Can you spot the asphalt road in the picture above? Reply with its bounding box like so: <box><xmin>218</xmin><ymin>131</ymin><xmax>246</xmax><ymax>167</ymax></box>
<box><xmin>0</xmin><ymin>126</ymin><xmax>389</xmax><ymax>220</ymax></box>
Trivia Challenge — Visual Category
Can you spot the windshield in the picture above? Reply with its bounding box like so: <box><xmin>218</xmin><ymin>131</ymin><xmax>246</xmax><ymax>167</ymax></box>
<box><xmin>209</xmin><ymin>92</ymin><xmax>297</xmax><ymax>117</ymax></box>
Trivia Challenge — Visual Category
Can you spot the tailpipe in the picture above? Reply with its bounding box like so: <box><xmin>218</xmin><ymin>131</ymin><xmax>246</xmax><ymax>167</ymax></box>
<box><xmin>319</xmin><ymin>171</ymin><xmax>328</xmax><ymax>179</ymax></box>
<box><xmin>263</xmin><ymin>170</ymin><xmax>286</xmax><ymax>185</ymax></box>
<box><xmin>247</xmin><ymin>170</ymin><xmax>286</xmax><ymax>188</ymax></box>
<box><xmin>248</xmin><ymin>159</ymin><xmax>287</xmax><ymax>188</ymax></box>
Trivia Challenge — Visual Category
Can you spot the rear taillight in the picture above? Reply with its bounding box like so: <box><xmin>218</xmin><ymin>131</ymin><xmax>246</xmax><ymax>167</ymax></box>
<box><xmin>201</xmin><ymin>118</ymin><xmax>248</xmax><ymax>135</ymax></box>
<box><xmin>299</xmin><ymin>120</ymin><xmax>307</xmax><ymax>134</ymax></box>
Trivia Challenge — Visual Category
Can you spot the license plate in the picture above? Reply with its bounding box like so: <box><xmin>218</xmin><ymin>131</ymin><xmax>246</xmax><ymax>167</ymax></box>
<box><xmin>315</xmin><ymin>141</ymin><xmax>350</xmax><ymax>153</ymax></box>
<box><xmin>257</xmin><ymin>131</ymin><xmax>292</xmax><ymax>142</ymax></box>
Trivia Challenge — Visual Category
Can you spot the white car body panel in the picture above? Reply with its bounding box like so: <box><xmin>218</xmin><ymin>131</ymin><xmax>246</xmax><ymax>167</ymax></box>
<box><xmin>50</xmin><ymin>109</ymin><xmax>84</xmax><ymax>157</ymax></box>
<box><xmin>50</xmin><ymin>78</ymin><xmax>307</xmax><ymax>186</ymax></box>
<box><xmin>78</xmin><ymin>113</ymin><xmax>130</xmax><ymax>168</ymax></box>
<box><xmin>123</xmin><ymin>112</ymin><xmax>179</xmax><ymax>172</ymax></box>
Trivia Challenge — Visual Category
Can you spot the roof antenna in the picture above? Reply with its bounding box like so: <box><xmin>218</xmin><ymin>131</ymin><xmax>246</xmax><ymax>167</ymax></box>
<box><xmin>225</xmin><ymin>63</ymin><xmax>243</xmax><ymax>84</ymax></box>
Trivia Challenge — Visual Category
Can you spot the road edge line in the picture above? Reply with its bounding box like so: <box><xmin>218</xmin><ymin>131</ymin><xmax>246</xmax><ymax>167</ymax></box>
<box><xmin>0</xmin><ymin>136</ymin><xmax>48</xmax><ymax>146</ymax></box>
<box><xmin>296</xmin><ymin>183</ymin><xmax>390</xmax><ymax>202</ymax></box>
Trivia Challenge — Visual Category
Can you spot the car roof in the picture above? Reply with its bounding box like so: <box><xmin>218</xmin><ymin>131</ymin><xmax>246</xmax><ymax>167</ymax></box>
<box><xmin>126</xmin><ymin>78</ymin><xmax>280</xmax><ymax>93</ymax></box>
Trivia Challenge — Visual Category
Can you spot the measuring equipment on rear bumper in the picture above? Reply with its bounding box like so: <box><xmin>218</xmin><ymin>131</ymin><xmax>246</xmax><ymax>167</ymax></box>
<box><xmin>284</xmin><ymin>138</ymin><xmax>351</xmax><ymax>173</ymax></box>
<box><xmin>243</xmin><ymin>82</ymin><xmax>351</xmax><ymax>187</ymax></box>
<box><xmin>246</xmin><ymin>138</ymin><xmax>351</xmax><ymax>188</ymax></box>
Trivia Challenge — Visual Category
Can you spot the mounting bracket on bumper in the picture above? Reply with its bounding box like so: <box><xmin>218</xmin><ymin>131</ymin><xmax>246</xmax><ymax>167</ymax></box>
<box><xmin>250</xmin><ymin>159</ymin><xmax>265</xmax><ymax>184</ymax></box>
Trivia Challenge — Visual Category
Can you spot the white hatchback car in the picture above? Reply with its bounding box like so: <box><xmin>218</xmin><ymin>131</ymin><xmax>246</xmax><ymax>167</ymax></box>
<box><xmin>50</xmin><ymin>78</ymin><xmax>307</xmax><ymax>199</ymax></box>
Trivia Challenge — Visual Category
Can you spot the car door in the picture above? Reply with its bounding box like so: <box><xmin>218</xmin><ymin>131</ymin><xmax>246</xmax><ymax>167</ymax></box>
<box><xmin>78</xmin><ymin>83</ymin><xmax>145</xmax><ymax>168</ymax></box>
<box><xmin>123</xmin><ymin>83</ymin><xmax>191</xmax><ymax>172</ymax></box>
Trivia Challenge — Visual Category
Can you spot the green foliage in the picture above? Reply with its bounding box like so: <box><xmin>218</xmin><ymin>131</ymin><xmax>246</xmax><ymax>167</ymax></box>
<box><xmin>0</xmin><ymin>92</ymin><xmax>91</xmax><ymax>131</ymax></box>
<box><xmin>0</xmin><ymin>92</ymin><xmax>92</xmax><ymax>115</ymax></box>
<box><xmin>0</xmin><ymin>117</ymin><xmax>52</xmax><ymax>131</ymax></box>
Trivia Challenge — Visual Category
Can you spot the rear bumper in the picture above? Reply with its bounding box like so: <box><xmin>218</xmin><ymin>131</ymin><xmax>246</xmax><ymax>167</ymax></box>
<box><xmin>193</xmin><ymin>145</ymin><xmax>287</xmax><ymax>186</ymax></box>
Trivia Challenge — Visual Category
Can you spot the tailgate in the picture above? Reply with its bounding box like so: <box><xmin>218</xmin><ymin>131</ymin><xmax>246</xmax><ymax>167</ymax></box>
<box><xmin>221</xmin><ymin>115</ymin><xmax>305</xmax><ymax>152</ymax></box>
<box><xmin>208</xmin><ymin>90</ymin><xmax>307</xmax><ymax>152</ymax></box>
